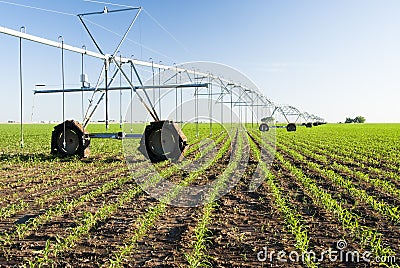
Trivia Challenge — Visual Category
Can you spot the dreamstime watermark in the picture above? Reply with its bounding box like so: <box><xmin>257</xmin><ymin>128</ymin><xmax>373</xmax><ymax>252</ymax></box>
<box><xmin>257</xmin><ymin>239</ymin><xmax>396</xmax><ymax>264</ymax></box>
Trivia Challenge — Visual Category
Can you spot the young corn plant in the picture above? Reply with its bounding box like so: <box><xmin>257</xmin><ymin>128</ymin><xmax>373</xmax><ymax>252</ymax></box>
<box><xmin>247</xmin><ymin>132</ymin><xmax>317</xmax><ymax>268</ymax></box>
<box><xmin>186</xmin><ymin>130</ymin><xmax>245</xmax><ymax>268</ymax></box>
<box><xmin>107</xmin><ymin>131</ymin><xmax>233</xmax><ymax>267</ymax></box>
<box><xmin>26</xmin><ymin>130</ymin><xmax>229</xmax><ymax>267</ymax></box>
<box><xmin>278</xmin><ymin>141</ymin><xmax>400</xmax><ymax>224</ymax></box>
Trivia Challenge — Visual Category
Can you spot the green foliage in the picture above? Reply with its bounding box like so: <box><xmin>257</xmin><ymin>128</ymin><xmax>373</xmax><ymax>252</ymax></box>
<box><xmin>345</xmin><ymin>116</ymin><xmax>366</xmax><ymax>123</ymax></box>
<box><xmin>248</xmin><ymin>130</ymin><xmax>317</xmax><ymax>268</ymax></box>
<box><xmin>274</xmin><ymin>123</ymin><xmax>400</xmax><ymax>267</ymax></box>
<box><xmin>108</xmin><ymin>128</ymin><xmax>231</xmax><ymax>267</ymax></box>
<box><xmin>1</xmin><ymin>122</ymin><xmax>399</xmax><ymax>267</ymax></box>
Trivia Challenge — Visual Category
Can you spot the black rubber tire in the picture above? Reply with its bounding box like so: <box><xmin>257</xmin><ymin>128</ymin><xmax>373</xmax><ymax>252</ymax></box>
<box><xmin>139</xmin><ymin>121</ymin><xmax>187</xmax><ymax>163</ymax></box>
<box><xmin>51</xmin><ymin>120</ymin><xmax>90</xmax><ymax>158</ymax></box>
<box><xmin>286</xmin><ymin>123</ymin><xmax>297</xmax><ymax>132</ymax></box>
<box><xmin>55</xmin><ymin>127</ymin><xmax>80</xmax><ymax>155</ymax></box>
<box><xmin>259</xmin><ymin>123</ymin><xmax>269</xmax><ymax>132</ymax></box>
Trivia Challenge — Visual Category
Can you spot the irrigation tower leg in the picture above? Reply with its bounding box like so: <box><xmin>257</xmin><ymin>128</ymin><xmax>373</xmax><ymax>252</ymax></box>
<box><xmin>230</xmin><ymin>88</ymin><xmax>233</xmax><ymax>130</ymax></box>
<box><xmin>19</xmin><ymin>28</ymin><xmax>24</xmax><ymax>148</ymax></box>
<box><xmin>105</xmin><ymin>60</ymin><xmax>109</xmax><ymax>131</ymax></box>
<box><xmin>221</xmin><ymin>93</ymin><xmax>223</xmax><ymax>125</ymax></box>
<box><xmin>209</xmin><ymin>75</ymin><xmax>212</xmax><ymax>137</ymax></box>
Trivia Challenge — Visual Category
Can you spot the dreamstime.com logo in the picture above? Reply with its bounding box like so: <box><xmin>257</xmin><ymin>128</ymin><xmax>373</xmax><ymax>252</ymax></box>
<box><xmin>257</xmin><ymin>240</ymin><xmax>396</xmax><ymax>264</ymax></box>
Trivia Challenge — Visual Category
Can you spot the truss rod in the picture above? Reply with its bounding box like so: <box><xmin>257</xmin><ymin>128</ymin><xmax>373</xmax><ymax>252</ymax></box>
<box><xmin>34</xmin><ymin>83</ymin><xmax>209</xmax><ymax>94</ymax></box>
<box><xmin>0</xmin><ymin>26</ymin><xmax>261</xmax><ymax>92</ymax></box>
<box><xmin>0</xmin><ymin>26</ymin><xmax>106</xmax><ymax>59</ymax></box>
<box><xmin>113</xmin><ymin>59</ymin><xmax>159</xmax><ymax>121</ymax></box>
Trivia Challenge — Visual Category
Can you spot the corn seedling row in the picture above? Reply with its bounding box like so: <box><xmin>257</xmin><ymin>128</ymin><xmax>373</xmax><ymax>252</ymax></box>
<box><xmin>27</xmin><ymin>130</ymin><xmax>229</xmax><ymax>267</ymax></box>
<box><xmin>107</xmin><ymin>131</ymin><xmax>233</xmax><ymax>267</ymax></box>
<box><xmin>278</xmin><ymin>141</ymin><xmax>400</xmax><ymax>224</ymax></box>
<box><xmin>248</xmin><ymin>131</ymin><xmax>318</xmax><ymax>267</ymax></box>
<box><xmin>252</xmin><ymin>130</ymin><xmax>398</xmax><ymax>267</ymax></box>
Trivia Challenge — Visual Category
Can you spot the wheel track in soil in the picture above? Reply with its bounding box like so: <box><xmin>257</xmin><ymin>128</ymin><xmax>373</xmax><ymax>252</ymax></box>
<box><xmin>101</xmin><ymin>133</ymin><xmax>230</xmax><ymax>267</ymax></box>
<box><xmin>111</xmin><ymin>133</ymin><xmax>236</xmax><ymax>268</ymax></box>
<box><xmin>136</xmin><ymin>130</ymin><xmax>298</xmax><ymax>268</ymax></box>
<box><xmin>199</xmin><ymin>132</ymin><xmax>302</xmax><ymax>268</ymax></box>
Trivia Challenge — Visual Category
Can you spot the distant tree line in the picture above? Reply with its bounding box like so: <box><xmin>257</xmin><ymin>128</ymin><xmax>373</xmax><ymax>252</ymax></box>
<box><xmin>345</xmin><ymin>116</ymin><xmax>366</xmax><ymax>123</ymax></box>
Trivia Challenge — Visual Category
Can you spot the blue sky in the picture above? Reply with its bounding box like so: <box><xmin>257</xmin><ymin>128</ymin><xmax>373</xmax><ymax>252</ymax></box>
<box><xmin>1</xmin><ymin>0</ymin><xmax>399</xmax><ymax>123</ymax></box>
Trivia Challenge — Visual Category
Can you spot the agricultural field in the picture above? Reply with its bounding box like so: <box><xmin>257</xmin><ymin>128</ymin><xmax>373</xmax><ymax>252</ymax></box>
<box><xmin>0</xmin><ymin>123</ymin><xmax>399</xmax><ymax>267</ymax></box>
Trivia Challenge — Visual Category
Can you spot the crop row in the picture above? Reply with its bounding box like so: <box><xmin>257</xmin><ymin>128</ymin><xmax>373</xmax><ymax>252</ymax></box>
<box><xmin>107</xmin><ymin>131</ymin><xmax>233</xmax><ymax>267</ymax></box>
<box><xmin>0</xmin><ymin>166</ymin><xmax>128</xmax><ymax>221</ymax></box>
<box><xmin>250</xmin><ymin>130</ymin><xmax>398</xmax><ymax>267</ymax></box>
<box><xmin>0</xmin><ymin>131</ymin><xmax>224</xmax><ymax>223</ymax></box>
<box><xmin>247</xmin><ymin>131</ymin><xmax>317</xmax><ymax>267</ymax></box>
<box><xmin>1</xmin><ymin>131</ymin><xmax>217</xmax><ymax>255</ymax></box>
<box><xmin>278</xmin><ymin>140</ymin><xmax>400</xmax><ymax>224</ymax></box>
<box><xmin>286</xmin><ymin>136</ymin><xmax>400</xmax><ymax>183</ymax></box>
<box><xmin>26</xmin><ymin>130</ymin><xmax>230</xmax><ymax>266</ymax></box>
<box><xmin>185</xmin><ymin>129</ymin><xmax>246</xmax><ymax>267</ymax></box>
<box><xmin>279</xmin><ymin>137</ymin><xmax>400</xmax><ymax>203</ymax></box>
<box><xmin>302</xmin><ymin>125</ymin><xmax>399</xmax><ymax>162</ymax></box>
<box><xmin>284</xmin><ymin>130</ymin><xmax>400</xmax><ymax>174</ymax></box>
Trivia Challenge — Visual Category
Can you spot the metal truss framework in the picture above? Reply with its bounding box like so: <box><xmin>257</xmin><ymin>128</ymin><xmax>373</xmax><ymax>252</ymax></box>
<box><xmin>0</xmin><ymin>6</ymin><xmax>324</xmax><ymax>133</ymax></box>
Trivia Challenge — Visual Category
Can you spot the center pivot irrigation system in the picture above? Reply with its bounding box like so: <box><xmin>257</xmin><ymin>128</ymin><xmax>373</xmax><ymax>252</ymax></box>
<box><xmin>1</xmin><ymin>6</ymin><xmax>325</xmax><ymax>162</ymax></box>
<box><xmin>259</xmin><ymin>106</ymin><xmax>326</xmax><ymax>132</ymax></box>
